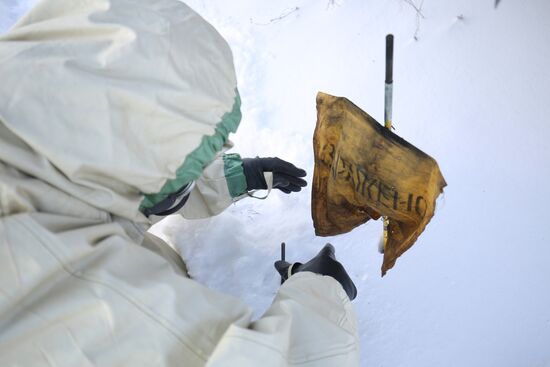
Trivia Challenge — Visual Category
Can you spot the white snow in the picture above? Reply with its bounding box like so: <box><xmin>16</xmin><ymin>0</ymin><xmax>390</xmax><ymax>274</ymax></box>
<box><xmin>3</xmin><ymin>1</ymin><xmax>550</xmax><ymax>366</ymax></box>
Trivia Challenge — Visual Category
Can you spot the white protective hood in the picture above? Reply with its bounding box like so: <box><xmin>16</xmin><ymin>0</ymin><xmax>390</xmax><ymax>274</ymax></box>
<box><xmin>0</xmin><ymin>0</ymin><xmax>241</xmax><ymax>221</ymax></box>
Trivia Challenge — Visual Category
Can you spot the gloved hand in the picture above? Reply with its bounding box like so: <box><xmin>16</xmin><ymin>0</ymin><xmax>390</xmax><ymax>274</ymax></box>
<box><xmin>242</xmin><ymin>157</ymin><xmax>307</xmax><ymax>194</ymax></box>
<box><xmin>274</xmin><ymin>244</ymin><xmax>357</xmax><ymax>300</ymax></box>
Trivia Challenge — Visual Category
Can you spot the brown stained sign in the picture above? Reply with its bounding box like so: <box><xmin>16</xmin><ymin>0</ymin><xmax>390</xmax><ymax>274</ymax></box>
<box><xmin>312</xmin><ymin>92</ymin><xmax>447</xmax><ymax>276</ymax></box>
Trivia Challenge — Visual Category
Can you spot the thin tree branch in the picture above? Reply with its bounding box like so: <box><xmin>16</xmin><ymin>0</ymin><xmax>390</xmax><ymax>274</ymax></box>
<box><xmin>251</xmin><ymin>7</ymin><xmax>300</xmax><ymax>26</ymax></box>
<box><xmin>403</xmin><ymin>0</ymin><xmax>425</xmax><ymax>18</ymax></box>
<box><xmin>403</xmin><ymin>0</ymin><xmax>425</xmax><ymax>41</ymax></box>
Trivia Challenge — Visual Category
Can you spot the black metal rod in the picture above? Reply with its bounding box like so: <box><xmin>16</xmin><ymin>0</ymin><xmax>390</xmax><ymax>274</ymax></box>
<box><xmin>280</xmin><ymin>242</ymin><xmax>286</xmax><ymax>284</ymax></box>
<box><xmin>384</xmin><ymin>34</ymin><xmax>394</xmax><ymax>129</ymax></box>
<box><xmin>385</xmin><ymin>34</ymin><xmax>394</xmax><ymax>84</ymax></box>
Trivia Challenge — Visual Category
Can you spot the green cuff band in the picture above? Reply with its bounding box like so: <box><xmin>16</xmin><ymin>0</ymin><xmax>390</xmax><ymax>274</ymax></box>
<box><xmin>140</xmin><ymin>89</ymin><xmax>242</xmax><ymax>211</ymax></box>
<box><xmin>223</xmin><ymin>153</ymin><xmax>247</xmax><ymax>198</ymax></box>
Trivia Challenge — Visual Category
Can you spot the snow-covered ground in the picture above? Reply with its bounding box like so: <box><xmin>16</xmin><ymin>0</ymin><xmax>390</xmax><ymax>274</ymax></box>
<box><xmin>3</xmin><ymin>1</ymin><xmax>550</xmax><ymax>366</ymax></box>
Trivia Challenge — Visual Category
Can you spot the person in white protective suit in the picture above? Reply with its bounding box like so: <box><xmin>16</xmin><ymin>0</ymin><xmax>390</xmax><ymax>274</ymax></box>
<box><xmin>0</xmin><ymin>0</ymin><xmax>360</xmax><ymax>366</ymax></box>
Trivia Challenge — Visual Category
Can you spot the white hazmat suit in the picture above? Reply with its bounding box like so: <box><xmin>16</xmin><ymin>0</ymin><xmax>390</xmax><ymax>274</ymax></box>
<box><xmin>0</xmin><ymin>0</ymin><xmax>360</xmax><ymax>365</ymax></box>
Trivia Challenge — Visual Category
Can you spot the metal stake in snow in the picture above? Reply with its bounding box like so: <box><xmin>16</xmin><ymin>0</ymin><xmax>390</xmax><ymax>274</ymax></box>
<box><xmin>280</xmin><ymin>242</ymin><xmax>286</xmax><ymax>284</ymax></box>
<box><xmin>381</xmin><ymin>34</ymin><xmax>394</xmax><ymax>254</ymax></box>
<box><xmin>385</xmin><ymin>34</ymin><xmax>394</xmax><ymax>129</ymax></box>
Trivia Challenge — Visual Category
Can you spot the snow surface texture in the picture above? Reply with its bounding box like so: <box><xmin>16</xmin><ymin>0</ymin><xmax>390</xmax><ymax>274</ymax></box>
<box><xmin>3</xmin><ymin>1</ymin><xmax>550</xmax><ymax>366</ymax></box>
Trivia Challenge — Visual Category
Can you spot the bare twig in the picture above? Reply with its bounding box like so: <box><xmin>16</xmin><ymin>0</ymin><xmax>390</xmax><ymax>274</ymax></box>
<box><xmin>250</xmin><ymin>7</ymin><xmax>300</xmax><ymax>26</ymax></box>
<box><xmin>495</xmin><ymin>0</ymin><xmax>501</xmax><ymax>9</ymax></box>
<box><xmin>403</xmin><ymin>0</ymin><xmax>425</xmax><ymax>18</ymax></box>
<box><xmin>326</xmin><ymin>0</ymin><xmax>343</xmax><ymax>10</ymax></box>
<box><xmin>403</xmin><ymin>0</ymin><xmax>425</xmax><ymax>41</ymax></box>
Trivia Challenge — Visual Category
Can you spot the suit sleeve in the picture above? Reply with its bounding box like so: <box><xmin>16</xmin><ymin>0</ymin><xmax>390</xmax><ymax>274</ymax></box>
<box><xmin>206</xmin><ymin>272</ymin><xmax>360</xmax><ymax>367</ymax></box>
<box><xmin>180</xmin><ymin>153</ymin><xmax>248</xmax><ymax>219</ymax></box>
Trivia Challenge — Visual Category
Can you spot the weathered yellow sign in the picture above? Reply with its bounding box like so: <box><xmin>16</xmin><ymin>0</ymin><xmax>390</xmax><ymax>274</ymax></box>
<box><xmin>312</xmin><ymin>92</ymin><xmax>447</xmax><ymax>275</ymax></box>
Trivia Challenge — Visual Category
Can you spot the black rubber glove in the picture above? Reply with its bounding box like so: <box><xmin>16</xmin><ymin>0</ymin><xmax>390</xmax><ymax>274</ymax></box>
<box><xmin>242</xmin><ymin>157</ymin><xmax>307</xmax><ymax>194</ymax></box>
<box><xmin>274</xmin><ymin>244</ymin><xmax>357</xmax><ymax>300</ymax></box>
